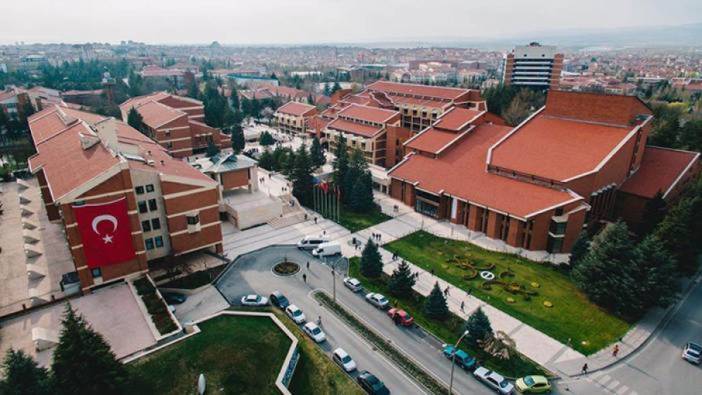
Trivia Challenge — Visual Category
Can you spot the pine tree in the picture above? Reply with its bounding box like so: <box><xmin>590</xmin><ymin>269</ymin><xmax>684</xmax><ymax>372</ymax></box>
<box><xmin>631</xmin><ymin>234</ymin><xmax>678</xmax><ymax>315</ymax></box>
<box><xmin>388</xmin><ymin>260</ymin><xmax>416</xmax><ymax>298</ymax></box>
<box><xmin>323</xmin><ymin>82</ymin><xmax>332</xmax><ymax>96</ymax></box>
<box><xmin>291</xmin><ymin>144</ymin><xmax>314</xmax><ymax>206</ymax></box>
<box><xmin>259</xmin><ymin>131</ymin><xmax>275</xmax><ymax>147</ymax></box>
<box><xmin>424</xmin><ymin>282</ymin><xmax>449</xmax><ymax>320</ymax></box>
<box><xmin>333</xmin><ymin>133</ymin><xmax>349</xmax><ymax>193</ymax></box>
<box><xmin>1</xmin><ymin>349</ymin><xmax>52</xmax><ymax>395</ymax></box>
<box><xmin>205</xmin><ymin>139</ymin><xmax>220</xmax><ymax>157</ymax></box>
<box><xmin>655</xmin><ymin>197</ymin><xmax>698</xmax><ymax>273</ymax></box>
<box><xmin>52</xmin><ymin>304</ymin><xmax>130</xmax><ymax>395</ymax></box>
<box><xmin>231</xmin><ymin>123</ymin><xmax>245</xmax><ymax>153</ymax></box>
<box><xmin>229</xmin><ymin>86</ymin><xmax>240</xmax><ymax>110</ymax></box>
<box><xmin>572</xmin><ymin>221</ymin><xmax>640</xmax><ymax>317</ymax></box>
<box><xmin>639</xmin><ymin>191</ymin><xmax>667</xmax><ymax>235</ymax></box>
<box><xmin>310</xmin><ymin>136</ymin><xmax>325</xmax><ymax>168</ymax></box>
<box><xmin>360</xmin><ymin>239</ymin><xmax>383</xmax><ymax>278</ymax></box>
<box><xmin>126</xmin><ymin>107</ymin><xmax>144</xmax><ymax>133</ymax></box>
<box><xmin>569</xmin><ymin>231</ymin><xmax>590</xmax><ymax>268</ymax></box>
<box><xmin>186</xmin><ymin>78</ymin><xmax>199</xmax><ymax>99</ymax></box>
<box><xmin>465</xmin><ymin>307</ymin><xmax>493</xmax><ymax>347</ymax></box>
<box><xmin>257</xmin><ymin>150</ymin><xmax>274</xmax><ymax>170</ymax></box>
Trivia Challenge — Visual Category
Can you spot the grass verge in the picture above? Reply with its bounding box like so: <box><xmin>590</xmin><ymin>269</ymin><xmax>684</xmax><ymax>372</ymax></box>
<box><xmin>314</xmin><ymin>291</ymin><xmax>447</xmax><ymax>394</ymax></box>
<box><xmin>383</xmin><ymin>231</ymin><xmax>630</xmax><ymax>355</ymax></box>
<box><xmin>336</xmin><ymin>205</ymin><xmax>391</xmax><ymax>233</ymax></box>
<box><xmin>350</xmin><ymin>257</ymin><xmax>547</xmax><ymax>378</ymax></box>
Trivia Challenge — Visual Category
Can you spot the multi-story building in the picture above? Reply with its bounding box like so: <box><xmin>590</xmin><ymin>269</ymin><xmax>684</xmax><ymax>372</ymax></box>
<box><xmin>503</xmin><ymin>43</ymin><xmax>563</xmax><ymax>89</ymax></box>
<box><xmin>273</xmin><ymin>101</ymin><xmax>317</xmax><ymax>136</ymax></box>
<box><xmin>27</xmin><ymin>105</ymin><xmax>224</xmax><ymax>291</ymax></box>
<box><xmin>390</xmin><ymin>90</ymin><xmax>699</xmax><ymax>254</ymax></box>
<box><xmin>120</xmin><ymin>92</ymin><xmax>231</xmax><ymax>158</ymax></box>
<box><xmin>323</xmin><ymin>104</ymin><xmax>401</xmax><ymax>167</ymax></box>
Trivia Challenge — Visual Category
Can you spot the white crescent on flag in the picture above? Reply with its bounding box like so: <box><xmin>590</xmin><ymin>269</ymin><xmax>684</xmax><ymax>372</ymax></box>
<box><xmin>92</xmin><ymin>214</ymin><xmax>118</xmax><ymax>235</ymax></box>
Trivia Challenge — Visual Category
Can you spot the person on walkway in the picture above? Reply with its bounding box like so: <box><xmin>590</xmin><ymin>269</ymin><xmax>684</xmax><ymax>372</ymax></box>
<box><xmin>314</xmin><ymin>216</ymin><xmax>318</xmax><ymax>224</ymax></box>
<box><xmin>306</xmin><ymin>261</ymin><xmax>310</xmax><ymax>270</ymax></box>
<box><xmin>302</xmin><ymin>273</ymin><xmax>307</xmax><ymax>283</ymax></box>
<box><xmin>444</xmin><ymin>286</ymin><xmax>450</xmax><ymax>296</ymax></box>
<box><xmin>466</xmin><ymin>287</ymin><xmax>472</xmax><ymax>296</ymax></box>
<box><xmin>613</xmin><ymin>344</ymin><xmax>619</xmax><ymax>358</ymax></box>
<box><xmin>581</xmin><ymin>363</ymin><xmax>588</xmax><ymax>374</ymax></box>
<box><xmin>460</xmin><ymin>301</ymin><xmax>465</xmax><ymax>311</ymax></box>
<box><xmin>317</xmin><ymin>315</ymin><xmax>322</xmax><ymax>326</ymax></box>
<box><xmin>430</xmin><ymin>268</ymin><xmax>435</xmax><ymax>276</ymax></box>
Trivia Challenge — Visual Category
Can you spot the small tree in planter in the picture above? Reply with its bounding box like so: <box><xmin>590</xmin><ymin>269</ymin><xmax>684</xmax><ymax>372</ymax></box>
<box><xmin>465</xmin><ymin>307</ymin><xmax>493</xmax><ymax>347</ymax></box>
<box><xmin>360</xmin><ymin>239</ymin><xmax>383</xmax><ymax>278</ymax></box>
<box><xmin>388</xmin><ymin>260</ymin><xmax>415</xmax><ymax>298</ymax></box>
<box><xmin>424</xmin><ymin>282</ymin><xmax>448</xmax><ymax>320</ymax></box>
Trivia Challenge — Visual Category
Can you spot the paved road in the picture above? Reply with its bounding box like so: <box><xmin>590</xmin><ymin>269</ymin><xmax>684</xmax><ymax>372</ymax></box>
<box><xmin>555</xmin><ymin>276</ymin><xmax>702</xmax><ymax>395</ymax></box>
<box><xmin>215</xmin><ymin>245</ymin><xmax>493</xmax><ymax>395</ymax></box>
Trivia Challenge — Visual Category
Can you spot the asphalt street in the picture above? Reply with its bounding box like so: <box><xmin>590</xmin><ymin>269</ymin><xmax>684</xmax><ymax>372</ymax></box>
<box><xmin>555</xmin><ymin>276</ymin><xmax>702</xmax><ymax>395</ymax></box>
<box><xmin>215</xmin><ymin>245</ymin><xmax>494</xmax><ymax>395</ymax></box>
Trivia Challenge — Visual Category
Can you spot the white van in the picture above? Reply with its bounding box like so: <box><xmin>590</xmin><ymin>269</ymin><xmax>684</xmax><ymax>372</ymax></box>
<box><xmin>297</xmin><ymin>235</ymin><xmax>330</xmax><ymax>250</ymax></box>
<box><xmin>312</xmin><ymin>241</ymin><xmax>341</xmax><ymax>257</ymax></box>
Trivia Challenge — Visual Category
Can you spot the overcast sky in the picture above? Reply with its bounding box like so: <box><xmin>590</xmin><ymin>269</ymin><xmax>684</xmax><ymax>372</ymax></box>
<box><xmin>1</xmin><ymin>0</ymin><xmax>701</xmax><ymax>45</ymax></box>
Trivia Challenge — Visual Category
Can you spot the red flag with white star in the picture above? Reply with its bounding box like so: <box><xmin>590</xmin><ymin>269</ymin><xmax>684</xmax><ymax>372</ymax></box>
<box><xmin>72</xmin><ymin>197</ymin><xmax>136</xmax><ymax>268</ymax></box>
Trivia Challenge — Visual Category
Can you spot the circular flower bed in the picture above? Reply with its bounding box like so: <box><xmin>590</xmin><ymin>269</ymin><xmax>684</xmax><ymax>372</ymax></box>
<box><xmin>543</xmin><ymin>301</ymin><xmax>554</xmax><ymax>308</ymax></box>
<box><xmin>273</xmin><ymin>261</ymin><xmax>300</xmax><ymax>276</ymax></box>
<box><xmin>480</xmin><ymin>271</ymin><xmax>496</xmax><ymax>281</ymax></box>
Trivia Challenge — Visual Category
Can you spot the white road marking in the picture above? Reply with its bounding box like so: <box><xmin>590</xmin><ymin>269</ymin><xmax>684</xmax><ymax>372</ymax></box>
<box><xmin>598</xmin><ymin>375</ymin><xmax>611</xmax><ymax>385</ymax></box>
<box><xmin>616</xmin><ymin>385</ymin><xmax>629</xmax><ymax>394</ymax></box>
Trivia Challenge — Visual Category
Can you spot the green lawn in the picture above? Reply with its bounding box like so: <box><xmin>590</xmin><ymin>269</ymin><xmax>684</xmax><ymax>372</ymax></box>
<box><xmin>349</xmin><ymin>258</ymin><xmax>545</xmax><ymax>378</ymax></box>
<box><xmin>129</xmin><ymin>315</ymin><xmax>291</xmax><ymax>395</ymax></box>
<box><xmin>383</xmin><ymin>231</ymin><xmax>631</xmax><ymax>355</ymax></box>
<box><xmin>336</xmin><ymin>205</ymin><xmax>391</xmax><ymax>233</ymax></box>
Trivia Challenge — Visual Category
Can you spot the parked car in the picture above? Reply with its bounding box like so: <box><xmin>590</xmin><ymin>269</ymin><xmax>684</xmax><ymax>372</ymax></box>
<box><xmin>387</xmin><ymin>308</ymin><xmax>414</xmax><ymax>327</ymax></box>
<box><xmin>240</xmin><ymin>294</ymin><xmax>268</xmax><ymax>306</ymax></box>
<box><xmin>270</xmin><ymin>290</ymin><xmax>290</xmax><ymax>309</ymax></box>
<box><xmin>297</xmin><ymin>235</ymin><xmax>329</xmax><ymax>250</ymax></box>
<box><xmin>332</xmin><ymin>348</ymin><xmax>357</xmax><ymax>372</ymax></box>
<box><xmin>473</xmin><ymin>367</ymin><xmax>514</xmax><ymax>394</ymax></box>
<box><xmin>161</xmin><ymin>292</ymin><xmax>187</xmax><ymax>305</ymax></box>
<box><xmin>303</xmin><ymin>322</ymin><xmax>326</xmax><ymax>343</ymax></box>
<box><xmin>442</xmin><ymin>344</ymin><xmax>476</xmax><ymax>370</ymax></box>
<box><xmin>312</xmin><ymin>241</ymin><xmax>341</xmax><ymax>257</ymax></box>
<box><xmin>285</xmin><ymin>304</ymin><xmax>306</xmax><ymax>324</ymax></box>
<box><xmin>343</xmin><ymin>277</ymin><xmax>362</xmax><ymax>292</ymax></box>
<box><xmin>356</xmin><ymin>370</ymin><xmax>390</xmax><ymax>395</ymax></box>
<box><xmin>365</xmin><ymin>292</ymin><xmax>389</xmax><ymax>309</ymax></box>
<box><xmin>515</xmin><ymin>375</ymin><xmax>551</xmax><ymax>393</ymax></box>
<box><xmin>682</xmin><ymin>342</ymin><xmax>702</xmax><ymax>364</ymax></box>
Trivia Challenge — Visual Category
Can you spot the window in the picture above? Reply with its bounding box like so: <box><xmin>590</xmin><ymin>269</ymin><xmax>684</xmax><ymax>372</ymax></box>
<box><xmin>166</xmin><ymin>142</ymin><xmax>173</xmax><ymax>149</ymax></box>
<box><xmin>141</xmin><ymin>220</ymin><xmax>151</xmax><ymax>232</ymax></box>
<box><xmin>151</xmin><ymin>218</ymin><xmax>161</xmax><ymax>230</ymax></box>
<box><xmin>187</xmin><ymin>214</ymin><xmax>200</xmax><ymax>225</ymax></box>
<box><xmin>91</xmin><ymin>267</ymin><xmax>102</xmax><ymax>278</ymax></box>
<box><xmin>154</xmin><ymin>236</ymin><xmax>164</xmax><ymax>248</ymax></box>
<box><xmin>135</xmin><ymin>186</ymin><xmax>145</xmax><ymax>195</ymax></box>
<box><xmin>138</xmin><ymin>201</ymin><xmax>148</xmax><ymax>214</ymax></box>
<box><xmin>145</xmin><ymin>238</ymin><xmax>155</xmax><ymax>250</ymax></box>
<box><xmin>148</xmin><ymin>199</ymin><xmax>157</xmax><ymax>211</ymax></box>
<box><xmin>146</xmin><ymin>184</ymin><xmax>154</xmax><ymax>193</ymax></box>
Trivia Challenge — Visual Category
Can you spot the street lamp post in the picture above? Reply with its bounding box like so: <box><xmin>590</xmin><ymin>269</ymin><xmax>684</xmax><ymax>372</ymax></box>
<box><xmin>330</xmin><ymin>256</ymin><xmax>347</xmax><ymax>303</ymax></box>
<box><xmin>449</xmin><ymin>330</ymin><xmax>470</xmax><ymax>395</ymax></box>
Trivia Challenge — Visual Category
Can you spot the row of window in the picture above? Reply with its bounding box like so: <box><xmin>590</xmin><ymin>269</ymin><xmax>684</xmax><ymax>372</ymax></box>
<box><xmin>142</xmin><ymin>218</ymin><xmax>161</xmax><ymax>232</ymax></box>
<box><xmin>135</xmin><ymin>184</ymin><xmax>155</xmax><ymax>195</ymax></box>
<box><xmin>145</xmin><ymin>236</ymin><xmax>164</xmax><ymax>250</ymax></box>
<box><xmin>138</xmin><ymin>199</ymin><xmax>158</xmax><ymax>214</ymax></box>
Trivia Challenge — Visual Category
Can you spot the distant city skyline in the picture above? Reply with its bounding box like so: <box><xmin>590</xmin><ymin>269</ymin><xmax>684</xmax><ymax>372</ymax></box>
<box><xmin>1</xmin><ymin>0</ymin><xmax>701</xmax><ymax>45</ymax></box>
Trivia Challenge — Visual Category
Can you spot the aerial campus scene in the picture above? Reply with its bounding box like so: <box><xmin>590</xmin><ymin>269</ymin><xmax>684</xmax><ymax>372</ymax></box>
<box><xmin>0</xmin><ymin>1</ymin><xmax>701</xmax><ymax>394</ymax></box>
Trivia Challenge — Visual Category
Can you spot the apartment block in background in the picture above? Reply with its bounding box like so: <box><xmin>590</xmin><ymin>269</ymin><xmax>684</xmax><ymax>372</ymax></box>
<box><xmin>273</xmin><ymin>101</ymin><xmax>317</xmax><ymax>136</ymax></box>
<box><xmin>503</xmin><ymin>42</ymin><xmax>563</xmax><ymax>89</ymax></box>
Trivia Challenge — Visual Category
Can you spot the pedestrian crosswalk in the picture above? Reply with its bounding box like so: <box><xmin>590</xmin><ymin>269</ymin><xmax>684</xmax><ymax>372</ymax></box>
<box><xmin>584</xmin><ymin>371</ymin><xmax>638</xmax><ymax>395</ymax></box>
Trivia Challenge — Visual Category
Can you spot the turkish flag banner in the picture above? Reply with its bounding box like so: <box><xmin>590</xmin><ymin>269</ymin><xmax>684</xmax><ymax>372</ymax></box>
<box><xmin>72</xmin><ymin>197</ymin><xmax>136</xmax><ymax>268</ymax></box>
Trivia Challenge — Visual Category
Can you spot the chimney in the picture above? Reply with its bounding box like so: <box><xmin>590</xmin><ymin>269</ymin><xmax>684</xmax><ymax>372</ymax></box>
<box><xmin>93</xmin><ymin>118</ymin><xmax>119</xmax><ymax>151</ymax></box>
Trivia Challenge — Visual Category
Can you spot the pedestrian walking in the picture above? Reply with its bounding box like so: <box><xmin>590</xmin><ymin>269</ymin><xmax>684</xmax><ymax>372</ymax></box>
<box><xmin>612</xmin><ymin>344</ymin><xmax>619</xmax><ymax>358</ymax></box>
<box><xmin>317</xmin><ymin>315</ymin><xmax>322</xmax><ymax>326</ymax></box>
<box><xmin>306</xmin><ymin>261</ymin><xmax>310</xmax><ymax>270</ymax></box>
<box><xmin>444</xmin><ymin>286</ymin><xmax>450</xmax><ymax>296</ymax></box>
<box><xmin>467</xmin><ymin>287</ymin><xmax>472</xmax><ymax>296</ymax></box>
<box><xmin>430</xmin><ymin>268</ymin><xmax>435</xmax><ymax>276</ymax></box>
<box><xmin>460</xmin><ymin>301</ymin><xmax>465</xmax><ymax>311</ymax></box>
<box><xmin>302</xmin><ymin>273</ymin><xmax>307</xmax><ymax>283</ymax></box>
<box><xmin>314</xmin><ymin>216</ymin><xmax>318</xmax><ymax>224</ymax></box>
<box><xmin>581</xmin><ymin>363</ymin><xmax>588</xmax><ymax>374</ymax></box>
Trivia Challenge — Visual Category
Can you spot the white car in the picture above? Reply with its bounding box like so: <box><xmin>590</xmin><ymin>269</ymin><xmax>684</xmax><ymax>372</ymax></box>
<box><xmin>343</xmin><ymin>277</ymin><xmax>362</xmax><ymax>292</ymax></box>
<box><xmin>473</xmin><ymin>366</ymin><xmax>514</xmax><ymax>395</ymax></box>
<box><xmin>303</xmin><ymin>322</ymin><xmax>326</xmax><ymax>343</ymax></box>
<box><xmin>682</xmin><ymin>342</ymin><xmax>702</xmax><ymax>364</ymax></box>
<box><xmin>240</xmin><ymin>294</ymin><xmax>269</xmax><ymax>306</ymax></box>
<box><xmin>285</xmin><ymin>304</ymin><xmax>306</xmax><ymax>324</ymax></box>
<box><xmin>297</xmin><ymin>235</ymin><xmax>329</xmax><ymax>250</ymax></box>
<box><xmin>365</xmin><ymin>292</ymin><xmax>389</xmax><ymax>309</ymax></box>
<box><xmin>332</xmin><ymin>348</ymin><xmax>357</xmax><ymax>372</ymax></box>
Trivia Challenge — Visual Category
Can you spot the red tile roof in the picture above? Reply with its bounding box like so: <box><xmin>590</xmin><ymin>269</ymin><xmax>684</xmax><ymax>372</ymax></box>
<box><xmin>434</xmin><ymin>107</ymin><xmax>484</xmax><ymax>131</ymax></box>
<box><xmin>405</xmin><ymin>127</ymin><xmax>464</xmax><ymax>154</ymax></box>
<box><xmin>367</xmin><ymin>80</ymin><xmax>473</xmax><ymax>101</ymax></box>
<box><xmin>337</xmin><ymin>104</ymin><xmax>399</xmax><ymax>124</ymax></box>
<box><xmin>489</xmin><ymin>114</ymin><xmax>633</xmax><ymax>182</ymax></box>
<box><xmin>390</xmin><ymin>123</ymin><xmax>579</xmax><ymax>218</ymax></box>
<box><xmin>327</xmin><ymin>118</ymin><xmax>383</xmax><ymax>138</ymax></box>
<box><xmin>619</xmin><ymin>146</ymin><xmax>699</xmax><ymax>198</ymax></box>
<box><xmin>276</xmin><ymin>101</ymin><xmax>316</xmax><ymax>117</ymax></box>
<box><xmin>133</xmin><ymin>100</ymin><xmax>185</xmax><ymax>129</ymax></box>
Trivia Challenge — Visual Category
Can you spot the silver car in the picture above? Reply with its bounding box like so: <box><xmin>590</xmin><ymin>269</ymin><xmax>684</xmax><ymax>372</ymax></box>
<box><xmin>682</xmin><ymin>342</ymin><xmax>702</xmax><ymax>364</ymax></box>
<box><xmin>365</xmin><ymin>292</ymin><xmax>389</xmax><ymax>309</ymax></box>
<box><xmin>343</xmin><ymin>277</ymin><xmax>362</xmax><ymax>292</ymax></box>
<box><xmin>240</xmin><ymin>294</ymin><xmax>269</xmax><ymax>306</ymax></box>
<box><xmin>473</xmin><ymin>366</ymin><xmax>514</xmax><ymax>394</ymax></box>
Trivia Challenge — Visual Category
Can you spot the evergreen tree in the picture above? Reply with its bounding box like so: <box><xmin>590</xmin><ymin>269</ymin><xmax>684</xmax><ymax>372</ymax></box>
<box><xmin>569</xmin><ymin>231</ymin><xmax>590</xmax><ymax>268</ymax></box>
<box><xmin>572</xmin><ymin>221</ymin><xmax>640</xmax><ymax>317</ymax></box>
<box><xmin>630</xmin><ymin>234</ymin><xmax>678</xmax><ymax>315</ymax></box>
<box><xmin>257</xmin><ymin>150</ymin><xmax>274</xmax><ymax>170</ymax></box>
<box><xmin>205</xmin><ymin>139</ymin><xmax>220</xmax><ymax>157</ymax></box>
<box><xmin>1</xmin><ymin>349</ymin><xmax>52</xmax><ymax>395</ymax></box>
<box><xmin>655</xmin><ymin>197</ymin><xmax>698</xmax><ymax>273</ymax></box>
<box><xmin>333</xmin><ymin>133</ymin><xmax>349</xmax><ymax>193</ymax></box>
<box><xmin>388</xmin><ymin>260</ymin><xmax>416</xmax><ymax>298</ymax></box>
<box><xmin>310</xmin><ymin>136</ymin><xmax>325</xmax><ymax>168</ymax></box>
<box><xmin>186</xmin><ymin>77</ymin><xmax>199</xmax><ymax>99</ymax></box>
<box><xmin>203</xmin><ymin>82</ymin><xmax>227</xmax><ymax>127</ymax></box>
<box><xmin>126</xmin><ymin>107</ymin><xmax>144</xmax><ymax>133</ymax></box>
<box><xmin>259</xmin><ymin>131</ymin><xmax>275</xmax><ymax>147</ymax></box>
<box><xmin>350</xmin><ymin>172</ymin><xmax>374</xmax><ymax>212</ymax></box>
<box><xmin>639</xmin><ymin>191</ymin><xmax>667</xmax><ymax>236</ymax></box>
<box><xmin>331</xmin><ymin>81</ymin><xmax>342</xmax><ymax>94</ymax></box>
<box><xmin>251</xmin><ymin>97</ymin><xmax>261</xmax><ymax>120</ymax></box>
<box><xmin>230</xmin><ymin>123</ymin><xmax>245</xmax><ymax>153</ymax></box>
<box><xmin>360</xmin><ymin>239</ymin><xmax>383</xmax><ymax>278</ymax></box>
<box><xmin>323</xmin><ymin>82</ymin><xmax>332</xmax><ymax>96</ymax></box>
<box><xmin>291</xmin><ymin>144</ymin><xmax>314</xmax><ymax>206</ymax></box>
<box><xmin>52</xmin><ymin>304</ymin><xmax>130</xmax><ymax>395</ymax></box>
<box><xmin>465</xmin><ymin>307</ymin><xmax>493</xmax><ymax>347</ymax></box>
<box><xmin>127</xmin><ymin>70</ymin><xmax>143</xmax><ymax>97</ymax></box>
<box><xmin>229</xmin><ymin>86</ymin><xmax>240</xmax><ymax>110</ymax></box>
<box><xmin>424</xmin><ymin>282</ymin><xmax>449</xmax><ymax>320</ymax></box>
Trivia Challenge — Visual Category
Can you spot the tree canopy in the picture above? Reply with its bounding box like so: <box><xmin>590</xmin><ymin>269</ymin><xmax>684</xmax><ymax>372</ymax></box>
<box><xmin>360</xmin><ymin>239</ymin><xmax>383</xmax><ymax>278</ymax></box>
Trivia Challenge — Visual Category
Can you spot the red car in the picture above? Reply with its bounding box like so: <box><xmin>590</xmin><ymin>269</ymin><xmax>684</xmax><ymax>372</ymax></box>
<box><xmin>387</xmin><ymin>308</ymin><xmax>414</xmax><ymax>327</ymax></box>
